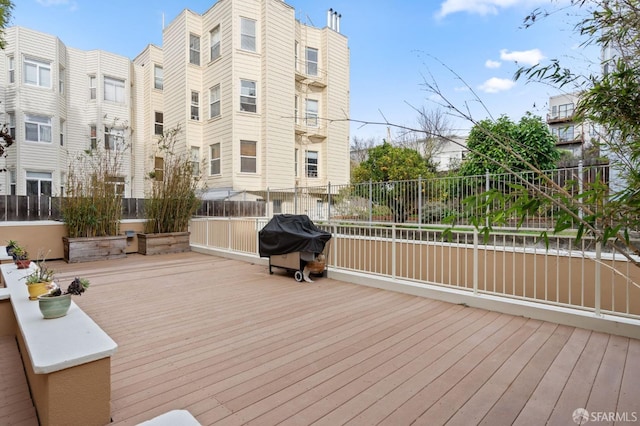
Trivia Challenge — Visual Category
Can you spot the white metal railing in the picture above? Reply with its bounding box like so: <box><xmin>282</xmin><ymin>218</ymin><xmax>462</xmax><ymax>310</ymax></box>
<box><xmin>190</xmin><ymin>217</ymin><xmax>640</xmax><ymax>320</ymax></box>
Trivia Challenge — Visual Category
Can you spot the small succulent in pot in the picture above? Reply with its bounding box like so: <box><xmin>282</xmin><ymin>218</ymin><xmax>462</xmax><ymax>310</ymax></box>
<box><xmin>45</xmin><ymin>277</ymin><xmax>90</xmax><ymax>297</ymax></box>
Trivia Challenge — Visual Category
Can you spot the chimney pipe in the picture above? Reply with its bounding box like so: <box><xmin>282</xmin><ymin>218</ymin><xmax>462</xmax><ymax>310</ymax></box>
<box><xmin>337</xmin><ymin>14</ymin><xmax>341</xmax><ymax>33</ymax></box>
<box><xmin>333</xmin><ymin>11</ymin><xmax>338</xmax><ymax>31</ymax></box>
<box><xmin>327</xmin><ymin>8</ymin><xmax>333</xmax><ymax>29</ymax></box>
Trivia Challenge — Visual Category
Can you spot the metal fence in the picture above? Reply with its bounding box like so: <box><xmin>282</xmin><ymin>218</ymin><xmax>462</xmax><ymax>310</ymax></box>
<box><xmin>267</xmin><ymin>161</ymin><xmax>610</xmax><ymax>229</ymax></box>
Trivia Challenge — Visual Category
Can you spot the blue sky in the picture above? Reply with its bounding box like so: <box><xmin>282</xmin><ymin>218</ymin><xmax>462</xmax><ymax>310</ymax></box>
<box><xmin>11</xmin><ymin>0</ymin><xmax>599</xmax><ymax>143</ymax></box>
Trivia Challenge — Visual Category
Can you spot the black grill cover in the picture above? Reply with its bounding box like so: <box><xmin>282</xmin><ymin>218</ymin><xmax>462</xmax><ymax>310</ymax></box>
<box><xmin>259</xmin><ymin>214</ymin><xmax>331</xmax><ymax>257</ymax></box>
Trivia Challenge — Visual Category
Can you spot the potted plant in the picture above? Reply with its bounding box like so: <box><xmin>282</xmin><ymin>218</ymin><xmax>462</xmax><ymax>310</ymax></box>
<box><xmin>5</xmin><ymin>239</ymin><xmax>18</xmax><ymax>258</ymax></box>
<box><xmin>61</xmin><ymin>117</ymin><xmax>129</xmax><ymax>263</ymax></box>
<box><xmin>12</xmin><ymin>245</ymin><xmax>31</xmax><ymax>269</ymax></box>
<box><xmin>24</xmin><ymin>256</ymin><xmax>55</xmax><ymax>300</ymax></box>
<box><xmin>38</xmin><ymin>277</ymin><xmax>90</xmax><ymax>319</ymax></box>
<box><xmin>138</xmin><ymin>125</ymin><xmax>202</xmax><ymax>255</ymax></box>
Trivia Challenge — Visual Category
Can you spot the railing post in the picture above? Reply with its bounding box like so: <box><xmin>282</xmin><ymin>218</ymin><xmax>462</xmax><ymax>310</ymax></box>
<box><xmin>595</xmin><ymin>240</ymin><xmax>601</xmax><ymax>316</ymax></box>
<box><xmin>578</xmin><ymin>160</ymin><xmax>584</xmax><ymax>219</ymax></box>
<box><xmin>485</xmin><ymin>170</ymin><xmax>490</xmax><ymax>229</ymax></box>
<box><xmin>369</xmin><ymin>179</ymin><xmax>373</xmax><ymax>224</ymax></box>
<box><xmin>266</xmin><ymin>187</ymin><xmax>270</xmax><ymax>218</ymax></box>
<box><xmin>418</xmin><ymin>176</ymin><xmax>422</xmax><ymax>226</ymax></box>
<box><xmin>327</xmin><ymin>182</ymin><xmax>331</xmax><ymax>221</ymax></box>
<box><xmin>473</xmin><ymin>228</ymin><xmax>479</xmax><ymax>295</ymax></box>
<box><xmin>227</xmin><ymin>217</ymin><xmax>232</xmax><ymax>250</ymax></box>
<box><xmin>392</xmin><ymin>224</ymin><xmax>397</xmax><ymax>279</ymax></box>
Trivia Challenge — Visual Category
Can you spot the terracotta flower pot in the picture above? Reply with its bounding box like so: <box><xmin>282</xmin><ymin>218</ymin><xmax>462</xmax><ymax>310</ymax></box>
<box><xmin>16</xmin><ymin>259</ymin><xmax>31</xmax><ymax>269</ymax></box>
<box><xmin>38</xmin><ymin>293</ymin><xmax>71</xmax><ymax>319</ymax></box>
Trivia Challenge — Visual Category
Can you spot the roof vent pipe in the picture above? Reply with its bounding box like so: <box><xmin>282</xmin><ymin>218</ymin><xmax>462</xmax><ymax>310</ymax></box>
<box><xmin>327</xmin><ymin>8</ymin><xmax>333</xmax><ymax>29</ymax></box>
<box><xmin>333</xmin><ymin>11</ymin><xmax>338</xmax><ymax>31</ymax></box>
<box><xmin>337</xmin><ymin>14</ymin><xmax>341</xmax><ymax>33</ymax></box>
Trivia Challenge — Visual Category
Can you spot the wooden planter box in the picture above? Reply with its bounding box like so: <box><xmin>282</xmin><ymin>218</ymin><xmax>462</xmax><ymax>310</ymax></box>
<box><xmin>63</xmin><ymin>236</ymin><xmax>127</xmax><ymax>263</ymax></box>
<box><xmin>137</xmin><ymin>232</ymin><xmax>191</xmax><ymax>255</ymax></box>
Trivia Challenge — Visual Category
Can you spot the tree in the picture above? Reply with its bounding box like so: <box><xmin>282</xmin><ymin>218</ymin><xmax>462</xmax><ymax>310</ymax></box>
<box><xmin>351</xmin><ymin>140</ymin><xmax>435</xmax><ymax>222</ymax></box>
<box><xmin>460</xmin><ymin>113</ymin><xmax>560</xmax><ymax>176</ymax></box>
<box><xmin>0</xmin><ymin>0</ymin><xmax>13</xmax><ymax>49</ymax></box>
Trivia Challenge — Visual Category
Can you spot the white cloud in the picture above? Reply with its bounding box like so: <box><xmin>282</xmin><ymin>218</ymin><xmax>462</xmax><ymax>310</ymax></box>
<box><xmin>499</xmin><ymin>48</ymin><xmax>545</xmax><ymax>65</ymax></box>
<box><xmin>478</xmin><ymin>77</ymin><xmax>516</xmax><ymax>93</ymax></box>
<box><xmin>454</xmin><ymin>86</ymin><xmax>470</xmax><ymax>92</ymax></box>
<box><xmin>485</xmin><ymin>60</ymin><xmax>502</xmax><ymax>69</ymax></box>
<box><xmin>436</xmin><ymin>0</ymin><xmax>553</xmax><ymax>18</ymax></box>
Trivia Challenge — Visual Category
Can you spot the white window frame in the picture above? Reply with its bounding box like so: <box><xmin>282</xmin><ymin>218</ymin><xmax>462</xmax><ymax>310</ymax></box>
<box><xmin>210</xmin><ymin>143</ymin><xmax>221</xmax><ymax>176</ymax></box>
<box><xmin>154</xmin><ymin>111</ymin><xmax>163</xmax><ymax>135</ymax></box>
<box><xmin>24</xmin><ymin>58</ymin><xmax>51</xmax><ymax>88</ymax></box>
<box><xmin>104</xmin><ymin>126</ymin><xmax>125</xmax><ymax>150</ymax></box>
<box><xmin>154</xmin><ymin>65</ymin><xmax>163</xmax><ymax>90</ymax></box>
<box><xmin>305</xmin><ymin>150</ymin><xmax>318</xmax><ymax>178</ymax></box>
<box><xmin>89</xmin><ymin>75</ymin><xmax>97</xmax><ymax>100</ymax></box>
<box><xmin>26</xmin><ymin>171</ymin><xmax>52</xmax><ymax>196</ymax></box>
<box><xmin>90</xmin><ymin>125</ymin><xmax>97</xmax><ymax>149</ymax></box>
<box><xmin>294</xmin><ymin>95</ymin><xmax>299</xmax><ymax>124</ymax></box>
<box><xmin>294</xmin><ymin>41</ymin><xmax>299</xmax><ymax>72</ymax></box>
<box><xmin>59</xmin><ymin>66</ymin><xmax>65</xmax><ymax>94</ymax></box>
<box><xmin>59</xmin><ymin>119</ymin><xmax>65</xmax><ymax>146</ymax></box>
<box><xmin>104</xmin><ymin>76</ymin><xmax>125</xmax><ymax>103</ymax></box>
<box><xmin>305</xmin><ymin>47</ymin><xmax>318</xmax><ymax>76</ymax></box>
<box><xmin>240</xmin><ymin>17</ymin><xmax>256</xmax><ymax>52</ymax></box>
<box><xmin>191</xmin><ymin>146</ymin><xmax>200</xmax><ymax>175</ymax></box>
<box><xmin>240</xmin><ymin>140</ymin><xmax>257</xmax><ymax>173</ymax></box>
<box><xmin>191</xmin><ymin>91</ymin><xmax>200</xmax><ymax>121</ymax></box>
<box><xmin>240</xmin><ymin>79</ymin><xmax>256</xmax><ymax>113</ymax></box>
<box><xmin>209</xmin><ymin>85</ymin><xmax>221</xmax><ymax>118</ymax></box>
<box><xmin>25</xmin><ymin>114</ymin><xmax>52</xmax><ymax>143</ymax></box>
<box><xmin>8</xmin><ymin>112</ymin><xmax>15</xmax><ymax>139</ymax></box>
<box><xmin>8</xmin><ymin>56</ymin><xmax>14</xmax><ymax>84</ymax></box>
<box><xmin>210</xmin><ymin>26</ymin><xmax>221</xmax><ymax>61</ymax></box>
<box><xmin>305</xmin><ymin>99</ymin><xmax>319</xmax><ymax>127</ymax></box>
<box><xmin>189</xmin><ymin>34</ymin><xmax>201</xmax><ymax>66</ymax></box>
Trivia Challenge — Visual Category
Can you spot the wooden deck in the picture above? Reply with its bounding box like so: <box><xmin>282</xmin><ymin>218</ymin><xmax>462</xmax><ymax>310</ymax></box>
<box><xmin>38</xmin><ymin>252</ymin><xmax>640</xmax><ymax>425</ymax></box>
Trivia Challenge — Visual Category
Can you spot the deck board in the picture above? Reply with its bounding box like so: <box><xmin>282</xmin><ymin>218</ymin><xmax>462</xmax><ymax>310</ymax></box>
<box><xmin>45</xmin><ymin>252</ymin><xmax>640</xmax><ymax>426</ymax></box>
<box><xmin>0</xmin><ymin>336</ymin><xmax>38</xmax><ymax>426</ymax></box>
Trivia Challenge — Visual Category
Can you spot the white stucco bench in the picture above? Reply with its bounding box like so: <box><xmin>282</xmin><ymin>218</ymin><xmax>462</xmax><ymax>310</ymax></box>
<box><xmin>0</xmin><ymin>262</ymin><xmax>118</xmax><ymax>426</ymax></box>
<box><xmin>138</xmin><ymin>410</ymin><xmax>201</xmax><ymax>425</ymax></box>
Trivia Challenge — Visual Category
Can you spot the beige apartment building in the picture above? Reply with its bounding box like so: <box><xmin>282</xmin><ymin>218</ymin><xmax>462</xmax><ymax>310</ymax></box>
<box><xmin>0</xmin><ymin>0</ymin><xmax>350</xmax><ymax>199</ymax></box>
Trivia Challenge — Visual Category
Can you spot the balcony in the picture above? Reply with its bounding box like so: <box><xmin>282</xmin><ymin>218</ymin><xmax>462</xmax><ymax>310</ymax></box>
<box><xmin>2</xmin><ymin>215</ymin><xmax>639</xmax><ymax>424</ymax></box>
<box><xmin>547</xmin><ymin>112</ymin><xmax>575</xmax><ymax>124</ymax></box>
<box><xmin>294</xmin><ymin>120</ymin><xmax>327</xmax><ymax>140</ymax></box>
<box><xmin>295</xmin><ymin>64</ymin><xmax>327</xmax><ymax>89</ymax></box>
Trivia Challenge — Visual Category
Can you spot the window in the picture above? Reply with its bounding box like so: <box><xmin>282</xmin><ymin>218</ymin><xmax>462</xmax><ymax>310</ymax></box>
<box><xmin>553</xmin><ymin>126</ymin><xmax>575</xmax><ymax>142</ymax></box>
<box><xmin>26</xmin><ymin>171</ymin><xmax>52</xmax><ymax>196</ymax></box>
<box><xmin>8</xmin><ymin>56</ymin><xmax>14</xmax><ymax>83</ymax></box>
<box><xmin>89</xmin><ymin>75</ymin><xmax>96</xmax><ymax>100</ymax></box>
<box><xmin>59</xmin><ymin>119</ymin><xmax>65</xmax><ymax>146</ymax></box>
<box><xmin>154</xmin><ymin>65</ymin><xmax>163</xmax><ymax>90</ymax></box>
<box><xmin>240</xmin><ymin>79</ymin><xmax>256</xmax><ymax>113</ymax></box>
<box><xmin>305</xmin><ymin>99</ymin><xmax>318</xmax><ymax>126</ymax></box>
<box><xmin>104</xmin><ymin>77</ymin><xmax>125</xmax><ymax>103</ymax></box>
<box><xmin>210</xmin><ymin>26</ymin><xmax>220</xmax><ymax>61</ymax></box>
<box><xmin>295</xmin><ymin>148</ymin><xmax>298</xmax><ymax>177</ymax></box>
<box><xmin>189</xmin><ymin>34</ymin><xmax>200</xmax><ymax>65</ymax></box>
<box><xmin>294</xmin><ymin>41</ymin><xmax>299</xmax><ymax>72</ymax></box>
<box><xmin>210</xmin><ymin>85</ymin><xmax>220</xmax><ymax>118</ymax></box>
<box><xmin>10</xmin><ymin>170</ymin><xmax>16</xmax><ymax>195</ymax></box>
<box><xmin>240</xmin><ymin>140</ymin><xmax>257</xmax><ymax>173</ymax></box>
<box><xmin>25</xmin><ymin>114</ymin><xmax>52</xmax><ymax>143</ymax></box>
<box><xmin>305</xmin><ymin>47</ymin><xmax>318</xmax><ymax>76</ymax></box>
<box><xmin>154</xmin><ymin>112</ymin><xmax>163</xmax><ymax>135</ymax></box>
<box><xmin>60</xmin><ymin>172</ymin><xmax>66</xmax><ymax>196</ymax></box>
<box><xmin>153</xmin><ymin>157</ymin><xmax>164</xmax><ymax>181</ymax></box>
<box><xmin>210</xmin><ymin>143</ymin><xmax>220</xmax><ymax>175</ymax></box>
<box><xmin>273</xmin><ymin>199</ymin><xmax>282</xmax><ymax>214</ymax></box>
<box><xmin>89</xmin><ymin>125</ymin><xmax>97</xmax><ymax>149</ymax></box>
<box><xmin>59</xmin><ymin>66</ymin><xmax>65</xmax><ymax>94</ymax></box>
<box><xmin>305</xmin><ymin>150</ymin><xmax>318</xmax><ymax>178</ymax></box>
<box><xmin>240</xmin><ymin>17</ymin><xmax>256</xmax><ymax>52</ymax></box>
<box><xmin>105</xmin><ymin>176</ymin><xmax>125</xmax><ymax>196</ymax></box>
<box><xmin>294</xmin><ymin>95</ymin><xmax>299</xmax><ymax>124</ymax></box>
<box><xmin>558</xmin><ymin>103</ymin><xmax>574</xmax><ymax>119</ymax></box>
<box><xmin>24</xmin><ymin>58</ymin><xmax>51</xmax><ymax>88</ymax></box>
<box><xmin>8</xmin><ymin>113</ymin><xmax>15</xmax><ymax>139</ymax></box>
<box><xmin>191</xmin><ymin>146</ymin><xmax>200</xmax><ymax>175</ymax></box>
<box><xmin>104</xmin><ymin>126</ymin><xmax>124</xmax><ymax>150</ymax></box>
<box><xmin>191</xmin><ymin>91</ymin><xmax>200</xmax><ymax>120</ymax></box>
